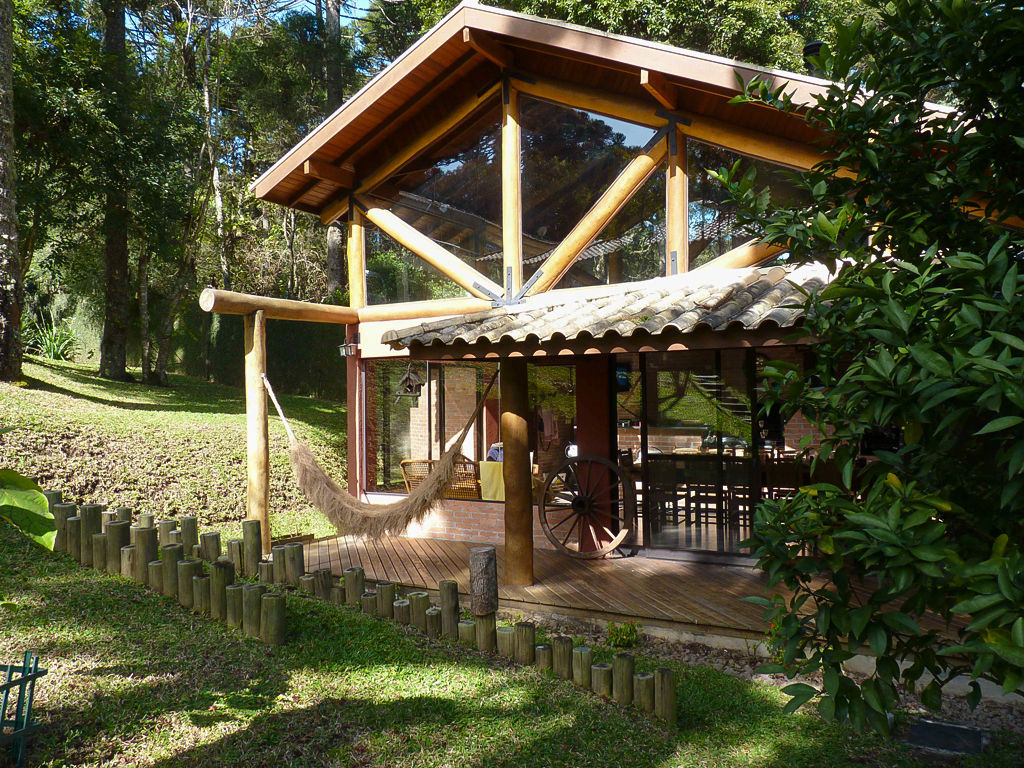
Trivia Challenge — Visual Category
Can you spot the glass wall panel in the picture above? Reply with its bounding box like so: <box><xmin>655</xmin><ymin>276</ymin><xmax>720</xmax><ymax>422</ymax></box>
<box><xmin>364</xmin><ymin>224</ymin><xmax>468</xmax><ymax>305</ymax></box>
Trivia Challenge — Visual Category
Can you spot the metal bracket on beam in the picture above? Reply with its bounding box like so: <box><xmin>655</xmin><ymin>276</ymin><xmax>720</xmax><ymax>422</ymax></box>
<box><xmin>655</xmin><ymin>107</ymin><xmax>692</xmax><ymax>127</ymax></box>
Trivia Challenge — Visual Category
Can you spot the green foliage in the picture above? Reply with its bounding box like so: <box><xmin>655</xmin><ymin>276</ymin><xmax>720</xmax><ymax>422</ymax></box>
<box><xmin>606</xmin><ymin>620</ymin><xmax>642</xmax><ymax>648</ymax></box>
<box><xmin>717</xmin><ymin>0</ymin><xmax>1024</xmax><ymax>730</ymax></box>
<box><xmin>0</xmin><ymin>466</ymin><xmax>55</xmax><ymax>549</ymax></box>
<box><xmin>22</xmin><ymin>309</ymin><xmax>76</xmax><ymax>360</ymax></box>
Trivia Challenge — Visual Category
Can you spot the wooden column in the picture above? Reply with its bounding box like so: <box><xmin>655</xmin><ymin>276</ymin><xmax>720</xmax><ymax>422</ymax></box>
<box><xmin>666</xmin><ymin>127</ymin><xmax>688</xmax><ymax>274</ymax></box>
<box><xmin>501</xmin><ymin>359</ymin><xmax>533</xmax><ymax>585</ymax></box>
<box><xmin>501</xmin><ymin>82</ymin><xmax>522</xmax><ymax>297</ymax></box>
<box><xmin>244</xmin><ymin>310</ymin><xmax>271</xmax><ymax>555</ymax></box>
<box><xmin>345</xmin><ymin>209</ymin><xmax>365</xmax><ymax>500</ymax></box>
<box><xmin>347</xmin><ymin>206</ymin><xmax>366</xmax><ymax>310</ymax></box>
<box><xmin>575</xmin><ymin>356</ymin><xmax>614</xmax><ymax>552</ymax></box>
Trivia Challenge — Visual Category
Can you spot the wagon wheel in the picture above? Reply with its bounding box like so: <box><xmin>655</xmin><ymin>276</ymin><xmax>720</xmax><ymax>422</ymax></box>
<box><xmin>539</xmin><ymin>454</ymin><xmax>636</xmax><ymax>559</ymax></box>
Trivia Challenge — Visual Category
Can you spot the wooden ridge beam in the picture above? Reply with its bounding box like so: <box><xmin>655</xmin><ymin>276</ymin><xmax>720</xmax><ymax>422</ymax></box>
<box><xmin>304</xmin><ymin>159</ymin><xmax>355</xmax><ymax>188</ymax></box>
<box><xmin>524</xmin><ymin>135</ymin><xmax>668</xmax><ymax>296</ymax></box>
<box><xmin>463</xmin><ymin>28</ymin><xmax>513</xmax><ymax>69</ymax></box>
<box><xmin>358</xmin><ymin>195</ymin><xmax>504</xmax><ymax>301</ymax></box>
<box><xmin>199</xmin><ymin>288</ymin><xmax>359</xmax><ymax>324</ymax></box>
<box><xmin>358</xmin><ymin>296</ymin><xmax>492</xmax><ymax>323</ymax></box>
<box><xmin>640</xmin><ymin>69</ymin><xmax>677</xmax><ymax>110</ymax></box>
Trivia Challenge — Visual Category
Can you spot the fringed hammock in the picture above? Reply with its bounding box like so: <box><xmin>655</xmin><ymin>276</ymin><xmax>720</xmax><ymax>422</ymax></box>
<box><xmin>262</xmin><ymin>372</ymin><xmax>497</xmax><ymax>539</ymax></box>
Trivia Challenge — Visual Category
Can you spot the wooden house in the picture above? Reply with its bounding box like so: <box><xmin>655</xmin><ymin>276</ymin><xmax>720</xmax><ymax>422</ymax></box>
<box><xmin>202</xmin><ymin>1</ymin><xmax>840</xmax><ymax>611</ymax></box>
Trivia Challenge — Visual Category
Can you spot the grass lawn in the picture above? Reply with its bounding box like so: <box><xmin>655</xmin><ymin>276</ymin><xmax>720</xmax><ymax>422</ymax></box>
<box><xmin>2</xmin><ymin>524</ymin><xmax>1021</xmax><ymax>768</ymax></box>
<box><xmin>0</xmin><ymin>357</ymin><xmax>344</xmax><ymax>541</ymax></box>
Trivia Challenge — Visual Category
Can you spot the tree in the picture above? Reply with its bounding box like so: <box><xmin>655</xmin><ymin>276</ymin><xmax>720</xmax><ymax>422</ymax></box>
<box><xmin>0</xmin><ymin>0</ymin><xmax>21</xmax><ymax>381</ymax></box>
<box><xmin>715</xmin><ymin>0</ymin><xmax>1024</xmax><ymax>731</ymax></box>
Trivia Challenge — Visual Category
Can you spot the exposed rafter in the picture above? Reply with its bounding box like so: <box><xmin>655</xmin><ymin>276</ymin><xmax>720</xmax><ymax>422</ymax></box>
<box><xmin>303</xmin><ymin>159</ymin><xmax>355</xmax><ymax>188</ymax></box>
<box><xmin>640</xmin><ymin>69</ymin><xmax>677</xmax><ymax>110</ymax></box>
<box><xmin>463</xmin><ymin>28</ymin><xmax>513</xmax><ymax>68</ymax></box>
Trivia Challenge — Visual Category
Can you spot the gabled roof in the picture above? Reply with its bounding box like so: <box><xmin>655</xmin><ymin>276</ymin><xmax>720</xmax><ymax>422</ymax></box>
<box><xmin>382</xmin><ymin>263</ymin><xmax>830</xmax><ymax>353</ymax></box>
<box><xmin>251</xmin><ymin>1</ymin><xmax>834</xmax><ymax>218</ymax></box>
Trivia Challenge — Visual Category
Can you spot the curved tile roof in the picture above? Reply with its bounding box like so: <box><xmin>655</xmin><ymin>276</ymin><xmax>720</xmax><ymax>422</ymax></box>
<box><xmin>382</xmin><ymin>263</ymin><xmax>831</xmax><ymax>350</ymax></box>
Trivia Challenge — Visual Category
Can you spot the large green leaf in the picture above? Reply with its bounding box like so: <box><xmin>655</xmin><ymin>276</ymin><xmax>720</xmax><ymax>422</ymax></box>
<box><xmin>0</xmin><ymin>470</ymin><xmax>56</xmax><ymax>550</ymax></box>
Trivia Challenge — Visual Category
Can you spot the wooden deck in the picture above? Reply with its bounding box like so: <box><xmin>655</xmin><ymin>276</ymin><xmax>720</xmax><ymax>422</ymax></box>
<box><xmin>303</xmin><ymin>536</ymin><xmax>771</xmax><ymax>638</ymax></box>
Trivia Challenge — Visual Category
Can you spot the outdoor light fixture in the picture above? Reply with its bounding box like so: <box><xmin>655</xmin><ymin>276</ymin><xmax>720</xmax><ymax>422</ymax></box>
<box><xmin>337</xmin><ymin>342</ymin><xmax>358</xmax><ymax>357</ymax></box>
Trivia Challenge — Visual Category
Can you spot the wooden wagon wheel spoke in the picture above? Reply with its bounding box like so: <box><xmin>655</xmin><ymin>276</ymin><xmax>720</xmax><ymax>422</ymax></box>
<box><xmin>560</xmin><ymin>516</ymin><xmax>582</xmax><ymax>547</ymax></box>
<box><xmin>549</xmin><ymin>513</ymin><xmax>576</xmax><ymax>532</ymax></box>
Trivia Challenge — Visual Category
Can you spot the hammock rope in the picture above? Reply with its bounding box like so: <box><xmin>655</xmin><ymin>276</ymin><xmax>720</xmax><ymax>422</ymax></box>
<box><xmin>262</xmin><ymin>372</ymin><xmax>498</xmax><ymax>539</ymax></box>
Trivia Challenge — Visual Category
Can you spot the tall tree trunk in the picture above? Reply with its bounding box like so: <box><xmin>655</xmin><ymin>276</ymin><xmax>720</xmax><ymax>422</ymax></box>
<box><xmin>98</xmin><ymin>0</ymin><xmax>131</xmax><ymax>381</ymax></box>
<box><xmin>138</xmin><ymin>248</ymin><xmax>151</xmax><ymax>381</ymax></box>
<box><xmin>152</xmin><ymin>257</ymin><xmax>194</xmax><ymax>386</ymax></box>
<box><xmin>0</xmin><ymin>0</ymin><xmax>21</xmax><ymax>381</ymax></box>
<box><xmin>324</xmin><ymin>0</ymin><xmax>345</xmax><ymax>299</ymax></box>
<box><xmin>203</xmin><ymin>20</ymin><xmax>230</xmax><ymax>290</ymax></box>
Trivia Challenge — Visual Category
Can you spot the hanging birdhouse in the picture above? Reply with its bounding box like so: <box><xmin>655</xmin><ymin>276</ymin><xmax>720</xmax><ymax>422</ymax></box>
<box><xmin>395</xmin><ymin>366</ymin><xmax>424</xmax><ymax>401</ymax></box>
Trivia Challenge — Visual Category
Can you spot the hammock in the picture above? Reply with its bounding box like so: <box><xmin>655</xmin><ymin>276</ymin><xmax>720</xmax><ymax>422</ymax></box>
<box><xmin>262</xmin><ymin>372</ymin><xmax>497</xmax><ymax>539</ymax></box>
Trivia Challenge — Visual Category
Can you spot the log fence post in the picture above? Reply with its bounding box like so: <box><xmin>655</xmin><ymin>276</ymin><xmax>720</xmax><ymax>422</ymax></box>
<box><xmin>105</xmin><ymin>521</ymin><xmax>130</xmax><ymax>574</ymax></box>
<box><xmin>439</xmin><ymin>579</ymin><xmax>459</xmax><ymax>640</ymax></box>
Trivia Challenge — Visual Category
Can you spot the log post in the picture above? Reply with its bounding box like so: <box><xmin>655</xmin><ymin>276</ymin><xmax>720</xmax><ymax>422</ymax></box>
<box><xmin>500</xmin><ymin>361</ymin><xmax>533</xmax><ymax>585</ymax></box>
<box><xmin>157</xmin><ymin>519</ymin><xmax>176</xmax><ymax>547</ymax></box>
<box><xmin>242</xmin><ymin>519</ymin><xmax>263</xmax><ymax>576</ymax></box>
<box><xmin>514</xmin><ymin>622</ymin><xmax>535</xmax><ymax>665</ymax></box>
<box><xmin>79</xmin><ymin>504</ymin><xmax>103</xmax><ymax>565</ymax></box>
<box><xmin>226</xmin><ymin>584</ymin><xmax>244</xmax><ymax>628</ymax></box>
<box><xmin>211</xmin><ymin>560</ymin><xmax>235</xmax><ymax>621</ymax></box>
<box><xmin>654</xmin><ymin>668</ymin><xmax>677</xmax><ymax>723</ymax></box>
<box><xmin>179</xmin><ymin>516</ymin><xmax>198</xmax><ymax>553</ymax></box>
<box><xmin>425</xmin><ymin>607</ymin><xmax>442</xmax><ymax>639</ymax></box>
<box><xmin>43</xmin><ymin>490</ymin><xmax>62</xmax><ymax>514</ymax></box>
<box><xmin>115</xmin><ymin>507</ymin><xmax>132</xmax><ymax>523</ymax></box>
<box><xmin>666</xmin><ymin>127</ymin><xmax>688</xmax><ymax>274</ymax></box>
<box><xmin>502</xmin><ymin>82</ymin><xmax>522</xmax><ymax>296</ymax></box>
<box><xmin>408</xmin><ymin>591</ymin><xmax>429</xmax><ymax>630</ymax></box>
<box><xmin>227</xmin><ymin>539</ymin><xmax>244</xmax><ymax>573</ymax></box>
<box><xmin>193</xmin><ymin>574</ymin><xmax>211</xmax><ymax>615</ymax></box>
<box><xmin>457</xmin><ymin>620</ymin><xmax>476</xmax><ymax>648</ymax></box>
<box><xmin>91</xmin><ymin>533</ymin><xmax>107</xmax><ymax>572</ymax></box>
<box><xmin>258</xmin><ymin>561</ymin><xmax>274</xmax><ymax>583</ymax></box>
<box><xmin>160</xmin><ymin>543</ymin><xmax>184</xmax><ymax>598</ymax></box>
<box><xmin>272</xmin><ymin>545</ymin><xmax>286</xmax><ymax>583</ymax></box>
<box><xmin>299</xmin><ymin>574</ymin><xmax>315</xmax><ymax>594</ymax></box>
<box><xmin>393</xmin><ymin>598</ymin><xmax>410</xmax><ymax>624</ymax></box>
<box><xmin>138</xmin><ymin>512</ymin><xmax>155</xmax><ymax>528</ymax></box>
<box><xmin>101</xmin><ymin>510</ymin><xmax>117</xmax><ymax>529</ymax></box>
<box><xmin>260</xmin><ymin>593</ymin><xmax>287</xmax><ymax>645</ymax></box>
<box><xmin>244</xmin><ymin>309</ymin><xmax>272</xmax><ymax>556</ymax></box>
<box><xmin>535</xmin><ymin>644</ymin><xmax>552</xmax><ymax>671</ymax></box>
<box><xmin>572</xmin><ymin>646</ymin><xmax>593</xmax><ymax>689</ymax></box>
<box><xmin>53</xmin><ymin>503</ymin><xmax>75</xmax><ymax>553</ymax></box>
<box><xmin>284</xmin><ymin>542</ymin><xmax>305</xmax><ymax>586</ymax></box>
<box><xmin>347</xmin><ymin>206</ymin><xmax>367</xmax><ymax>310</ymax></box>
<box><xmin>634</xmin><ymin>672</ymin><xmax>655</xmax><ymax>714</ymax></box>
<box><xmin>200</xmin><ymin>531</ymin><xmax>221</xmax><ymax>563</ymax></box>
<box><xmin>475</xmin><ymin>613</ymin><xmax>497</xmax><ymax>654</ymax></box>
<box><xmin>148</xmin><ymin>560</ymin><xmax>163</xmax><ymax>591</ymax></box>
<box><xmin>592</xmin><ymin>663</ymin><xmax>613</xmax><ymax>697</ymax></box>
<box><xmin>134</xmin><ymin>526</ymin><xmax>158</xmax><ymax>586</ymax></box>
<box><xmin>330</xmin><ymin>585</ymin><xmax>345</xmax><ymax>605</ymax></box>
<box><xmin>120</xmin><ymin>545</ymin><xmax>136</xmax><ymax>579</ymax></box>
<box><xmin>66</xmin><ymin>516</ymin><xmax>81</xmax><ymax>563</ymax></box>
<box><xmin>242</xmin><ymin>584</ymin><xmax>267</xmax><ymax>638</ymax></box>
<box><xmin>313</xmin><ymin>568</ymin><xmax>334</xmax><ymax>601</ymax></box>
<box><xmin>105</xmin><ymin>521</ymin><xmax>130</xmax><ymax>574</ymax></box>
<box><xmin>496</xmin><ymin>626</ymin><xmax>514</xmax><ymax>656</ymax></box>
<box><xmin>469</xmin><ymin>546</ymin><xmax>498</xmax><ymax>651</ymax></box>
<box><xmin>552</xmin><ymin>636</ymin><xmax>573</xmax><ymax>679</ymax></box>
<box><xmin>168</xmin><ymin>529</ymin><xmax>181</xmax><ymax>545</ymax></box>
<box><xmin>177</xmin><ymin>559</ymin><xmax>202</xmax><ymax>609</ymax></box>
<box><xmin>376</xmin><ymin>581</ymin><xmax>396</xmax><ymax>619</ymax></box>
<box><xmin>361</xmin><ymin>591</ymin><xmax>377</xmax><ymax>614</ymax></box>
<box><xmin>343</xmin><ymin>567</ymin><xmax>364</xmax><ymax>606</ymax></box>
<box><xmin>613</xmin><ymin>653</ymin><xmax>634</xmax><ymax>706</ymax></box>
<box><xmin>438</xmin><ymin>579</ymin><xmax>459</xmax><ymax>640</ymax></box>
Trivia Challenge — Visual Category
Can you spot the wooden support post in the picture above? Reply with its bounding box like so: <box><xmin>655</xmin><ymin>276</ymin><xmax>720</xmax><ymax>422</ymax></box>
<box><xmin>101</xmin><ymin>510</ymin><xmax>117</xmax><ymax>529</ymax></box>
<box><xmin>524</xmin><ymin>137</ymin><xmax>667</xmax><ymax>296</ymax></box>
<box><xmin>43</xmin><ymin>490</ymin><xmax>61</xmax><ymax>514</ymax></box>
<box><xmin>359</xmin><ymin>199</ymin><xmax>504</xmax><ymax>301</ymax></box>
<box><xmin>260</xmin><ymin>594</ymin><xmax>286</xmax><ymax>645</ymax></box>
<box><xmin>347</xmin><ymin>207</ymin><xmax>367</xmax><ymax>310</ymax></box>
<box><xmin>79</xmin><ymin>504</ymin><xmax>102</xmax><ymax>566</ymax></box>
<box><xmin>148</xmin><ymin>560</ymin><xmax>163</xmax><ymax>590</ymax></box>
<box><xmin>284</xmin><ymin>543</ymin><xmax>305</xmax><ymax>586</ymax></box>
<box><xmin>161</xmin><ymin>543</ymin><xmax>184</xmax><ymax>599</ymax></box>
<box><xmin>192</xmin><ymin>544</ymin><xmax>202</xmax><ymax>559</ymax></box>
<box><xmin>393</xmin><ymin>598</ymin><xmax>411</xmax><ymax>624</ymax></box>
<box><xmin>211</xmin><ymin>560</ymin><xmax>235</xmax><ymax>621</ymax></box>
<box><xmin>157</xmin><ymin>519</ymin><xmax>176</xmax><ymax>547</ymax></box>
<box><xmin>242</xmin><ymin>518</ymin><xmax>264</xmax><ymax>576</ymax></box>
<box><xmin>361</xmin><ymin>591</ymin><xmax>377</xmax><ymax>614</ymax></box>
<box><xmin>345</xmin><ymin>326</ymin><xmax>361</xmax><ymax>499</ymax></box>
<box><xmin>592</xmin><ymin>663</ymin><xmax>613</xmax><ymax>697</ymax></box>
<box><xmin>138</xmin><ymin>512</ymin><xmax>155</xmax><ymax>529</ymax></box>
<box><xmin>299</xmin><ymin>574</ymin><xmax>315</xmax><ymax>594</ymax></box>
<box><xmin>655</xmin><ymin>668</ymin><xmax>677</xmax><ymax>723</ymax></box>
<box><xmin>330</xmin><ymin>585</ymin><xmax>345</xmax><ymax>605</ymax></box>
<box><xmin>134</xmin><ymin>527</ymin><xmax>158</xmax><ymax>586</ymax></box>
<box><xmin>242</xmin><ymin>584</ymin><xmax>267</xmax><ymax>638</ymax></box>
<box><xmin>177</xmin><ymin>560</ymin><xmax>201</xmax><ymax>609</ymax></box>
<box><xmin>469</xmin><ymin>546</ymin><xmax>498</xmax><ymax>614</ymax></box>
<box><xmin>376</xmin><ymin>581</ymin><xmax>396</xmax><ymax>619</ymax></box>
<box><xmin>535</xmin><ymin>644</ymin><xmax>552</xmax><ymax>671</ymax></box>
<box><xmin>313</xmin><ymin>569</ymin><xmax>334</xmax><ymax>600</ymax></box>
<box><xmin>634</xmin><ymin>672</ymin><xmax>655</xmax><ymax>713</ymax></box>
<box><xmin>244</xmin><ymin>311</ymin><xmax>271</xmax><ymax>556</ymax></box>
<box><xmin>178</xmin><ymin>516</ymin><xmax>198</xmax><ymax>553</ymax></box>
<box><xmin>514</xmin><ymin>622</ymin><xmax>535</xmax><ymax>665</ymax></box>
<box><xmin>258</xmin><ymin>561</ymin><xmax>274</xmax><ymax>583</ymax></box>
<box><xmin>343</xmin><ymin>567</ymin><xmax>365</xmax><ymax>606</ymax></box>
<box><xmin>168</xmin><ymin>529</ymin><xmax>181</xmax><ymax>546</ymax></box>
<box><xmin>120</xmin><ymin>545</ymin><xmax>136</xmax><ymax>580</ymax></box>
<box><xmin>52</xmin><ymin>503</ymin><xmax>75</xmax><ymax>553</ymax></box>
<box><xmin>105</xmin><ymin>521</ymin><xmax>130</xmax><ymax>574</ymax></box>
<box><xmin>666</xmin><ymin>127</ymin><xmax>688</xmax><ymax>274</ymax></box>
<box><xmin>91</xmin><ymin>533</ymin><xmax>107</xmax><ymax>572</ymax></box>
<box><xmin>408</xmin><ymin>591</ymin><xmax>429</xmax><ymax>630</ymax></box>
<box><xmin>500</xmin><ymin>361</ymin><xmax>533</xmax><ymax>586</ymax></box>
<box><xmin>438</xmin><ymin>580</ymin><xmax>459</xmax><ymax>640</ymax></box>
<box><xmin>199</xmin><ymin>531</ymin><xmax>221</xmax><ymax>562</ymax></box>
<box><xmin>66</xmin><ymin>516</ymin><xmax>81</xmax><ymax>563</ymax></box>
<box><xmin>552</xmin><ymin>636</ymin><xmax>573</xmax><ymax>679</ymax></box>
<box><xmin>496</xmin><ymin>626</ymin><xmax>514</xmax><ymax>656</ymax></box>
<box><xmin>475</xmin><ymin>612</ymin><xmax>497</xmax><ymax>653</ymax></box>
<box><xmin>572</xmin><ymin>646</ymin><xmax>593</xmax><ymax>689</ymax></box>
<box><xmin>227</xmin><ymin>539</ymin><xmax>244</xmax><ymax>573</ymax></box>
<box><xmin>458</xmin><ymin>620</ymin><xmax>476</xmax><ymax>648</ymax></box>
<box><xmin>613</xmin><ymin>653</ymin><xmax>635</xmax><ymax>706</ymax></box>
<box><xmin>226</xmin><ymin>584</ymin><xmax>243</xmax><ymax>628</ymax></box>
<box><xmin>115</xmin><ymin>507</ymin><xmax>132</xmax><ymax>523</ymax></box>
<box><xmin>193</xmin><ymin>574</ymin><xmax>211</xmax><ymax>615</ymax></box>
<box><xmin>272</xmin><ymin>545</ymin><xmax>286</xmax><ymax>583</ymax></box>
<box><xmin>425</xmin><ymin>607</ymin><xmax>442</xmax><ymax>639</ymax></box>
<box><xmin>502</xmin><ymin>82</ymin><xmax>522</xmax><ymax>297</ymax></box>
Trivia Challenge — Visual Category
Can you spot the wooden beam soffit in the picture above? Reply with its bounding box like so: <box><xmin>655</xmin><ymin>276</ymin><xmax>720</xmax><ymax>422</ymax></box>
<box><xmin>640</xmin><ymin>69</ymin><xmax>677</xmax><ymax>110</ymax></box>
<box><xmin>357</xmin><ymin>194</ymin><xmax>505</xmax><ymax>301</ymax></box>
<box><xmin>320</xmin><ymin>81</ymin><xmax>502</xmax><ymax>226</ymax></box>
<box><xmin>524</xmin><ymin>134</ymin><xmax>669</xmax><ymax>297</ymax></box>
<box><xmin>303</xmin><ymin>159</ymin><xmax>356</xmax><ymax>188</ymax></box>
<box><xmin>463</xmin><ymin>28</ymin><xmax>514</xmax><ymax>69</ymax></box>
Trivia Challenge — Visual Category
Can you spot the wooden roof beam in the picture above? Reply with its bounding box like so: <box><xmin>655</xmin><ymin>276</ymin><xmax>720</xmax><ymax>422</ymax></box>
<box><xmin>303</xmin><ymin>159</ymin><xmax>356</xmax><ymax>188</ymax></box>
<box><xmin>199</xmin><ymin>288</ymin><xmax>359</xmax><ymax>324</ymax></box>
<box><xmin>640</xmin><ymin>69</ymin><xmax>677</xmax><ymax>110</ymax></box>
<box><xmin>462</xmin><ymin>28</ymin><xmax>514</xmax><ymax>69</ymax></box>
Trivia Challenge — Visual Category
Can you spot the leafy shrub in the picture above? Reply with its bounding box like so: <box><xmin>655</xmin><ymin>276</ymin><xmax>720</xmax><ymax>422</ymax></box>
<box><xmin>23</xmin><ymin>311</ymin><xmax>76</xmax><ymax>361</ymax></box>
<box><xmin>606</xmin><ymin>620</ymin><xmax>641</xmax><ymax>648</ymax></box>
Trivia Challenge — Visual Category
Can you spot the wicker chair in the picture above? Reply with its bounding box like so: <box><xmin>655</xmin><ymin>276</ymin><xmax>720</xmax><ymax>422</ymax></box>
<box><xmin>400</xmin><ymin>459</ymin><xmax>433</xmax><ymax>494</ymax></box>
<box><xmin>400</xmin><ymin>455</ymin><xmax>481</xmax><ymax>500</ymax></box>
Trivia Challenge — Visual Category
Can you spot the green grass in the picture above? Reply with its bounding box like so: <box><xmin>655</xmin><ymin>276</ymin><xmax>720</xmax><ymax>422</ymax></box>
<box><xmin>0</xmin><ymin>357</ymin><xmax>345</xmax><ymax>541</ymax></box>
<box><xmin>3</xmin><ymin>524</ymin><xmax>1021</xmax><ymax>767</ymax></box>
